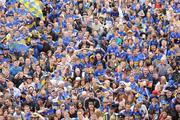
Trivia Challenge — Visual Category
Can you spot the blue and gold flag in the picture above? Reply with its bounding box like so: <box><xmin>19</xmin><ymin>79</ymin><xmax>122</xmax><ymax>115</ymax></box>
<box><xmin>18</xmin><ymin>0</ymin><xmax>44</xmax><ymax>20</ymax></box>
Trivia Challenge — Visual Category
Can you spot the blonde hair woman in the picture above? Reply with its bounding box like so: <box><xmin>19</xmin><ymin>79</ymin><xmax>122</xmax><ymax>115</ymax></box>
<box><xmin>95</xmin><ymin>109</ymin><xmax>103</xmax><ymax>120</ymax></box>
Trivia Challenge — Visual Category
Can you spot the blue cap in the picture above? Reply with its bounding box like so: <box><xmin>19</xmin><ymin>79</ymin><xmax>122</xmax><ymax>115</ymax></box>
<box><xmin>118</xmin><ymin>31</ymin><xmax>126</xmax><ymax>36</ymax></box>
<box><xmin>150</xmin><ymin>95</ymin><xmax>159</xmax><ymax>100</ymax></box>
<box><xmin>37</xmin><ymin>95</ymin><xmax>45</xmax><ymax>100</ymax></box>
<box><xmin>0</xmin><ymin>50</ymin><xmax>3</xmax><ymax>55</ymax></box>
<box><xmin>94</xmin><ymin>70</ymin><xmax>104</xmax><ymax>77</ymax></box>
<box><xmin>3</xmin><ymin>46</ymin><xmax>9</xmax><ymax>50</ymax></box>
<box><xmin>41</xmin><ymin>34</ymin><xmax>47</xmax><ymax>41</ymax></box>
<box><xmin>167</xmin><ymin>50</ymin><xmax>173</xmax><ymax>56</ymax></box>
<box><xmin>64</xmin><ymin>94</ymin><xmax>70</xmax><ymax>99</ymax></box>
<box><xmin>136</xmin><ymin>95</ymin><xmax>145</xmax><ymax>103</ymax></box>
<box><xmin>160</xmin><ymin>100</ymin><xmax>167</xmax><ymax>105</ymax></box>
<box><xmin>77</xmin><ymin>54</ymin><xmax>85</xmax><ymax>59</ymax></box>
<box><xmin>96</xmin><ymin>61</ymin><xmax>103</xmax><ymax>66</ymax></box>
<box><xmin>150</xmin><ymin>40</ymin><xmax>158</xmax><ymax>46</ymax></box>
<box><xmin>84</xmin><ymin>63</ymin><xmax>92</xmax><ymax>68</ymax></box>
<box><xmin>55</xmin><ymin>54</ymin><xmax>62</xmax><ymax>59</ymax></box>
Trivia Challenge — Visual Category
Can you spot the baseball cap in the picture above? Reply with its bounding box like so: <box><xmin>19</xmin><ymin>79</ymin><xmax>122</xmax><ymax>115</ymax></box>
<box><xmin>160</xmin><ymin>100</ymin><xmax>167</xmax><ymax>105</ymax></box>
<box><xmin>75</xmin><ymin>77</ymin><xmax>81</xmax><ymax>81</ymax></box>
<box><xmin>0</xmin><ymin>50</ymin><xmax>3</xmax><ymax>55</ymax></box>
<box><xmin>96</xmin><ymin>61</ymin><xmax>103</xmax><ymax>66</ymax></box>
<box><xmin>152</xmin><ymin>90</ymin><xmax>160</xmax><ymax>96</ymax></box>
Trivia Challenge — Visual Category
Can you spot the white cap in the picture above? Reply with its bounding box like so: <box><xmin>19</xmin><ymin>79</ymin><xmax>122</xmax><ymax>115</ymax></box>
<box><xmin>0</xmin><ymin>92</ymin><xmax>3</xmax><ymax>96</ymax></box>
<box><xmin>125</xmin><ymin>87</ymin><xmax>131</xmax><ymax>91</ymax></box>
<box><xmin>161</xmin><ymin>55</ymin><xmax>167</xmax><ymax>61</ymax></box>
<box><xmin>75</xmin><ymin>77</ymin><xmax>81</xmax><ymax>81</ymax></box>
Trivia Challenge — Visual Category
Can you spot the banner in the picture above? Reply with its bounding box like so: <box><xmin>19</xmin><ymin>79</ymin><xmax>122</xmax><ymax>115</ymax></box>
<box><xmin>19</xmin><ymin>0</ymin><xmax>44</xmax><ymax>20</ymax></box>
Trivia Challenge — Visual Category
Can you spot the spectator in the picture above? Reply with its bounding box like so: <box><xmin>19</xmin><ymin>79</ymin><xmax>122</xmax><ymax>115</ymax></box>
<box><xmin>0</xmin><ymin>0</ymin><xmax>179</xmax><ymax>119</ymax></box>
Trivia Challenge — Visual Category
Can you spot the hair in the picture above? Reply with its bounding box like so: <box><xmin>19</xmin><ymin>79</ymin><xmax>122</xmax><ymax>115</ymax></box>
<box><xmin>48</xmin><ymin>115</ymin><xmax>55</xmax><ymax>120</ymax></box>
<box><xmin>117</xmin><ymin>94</ymin><xmax>125</xmax><ymax>101</ymax></box>
<box><xmin>23</xmin><ymin>104</ymin><xmax>30</xmax><ymax>109</ymax></box>
<box><xmin>7</xmin><ymin>114</ymin><xmax>15</xmax><ymax>120</ymax></box>
<box><xmin>95</xmin><ymin>109</ymin><xmax>103</xmax><ymax>118</ymax></box>
<box><xmin>77</xmin><ymin>109</ymin><xmax>84</xmax><ymax>114</ymax></box>
<box><xmin>15</xmin><ymin>106</ymin><xmax>21</xmax><ymax>110</ymax></box>
<box><xmin>110</xmin><ymin>115</ymin><xmax>116</xmax><ymax>120</ymax></box>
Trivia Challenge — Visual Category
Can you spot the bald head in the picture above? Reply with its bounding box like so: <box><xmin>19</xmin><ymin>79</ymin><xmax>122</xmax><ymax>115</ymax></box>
<box><xmin>160</xmin><ymin>76</ymin><xmax>166</xmax><ymax>81</ymax></box>
<box><xmin>82</xmin><ymin>91</ymin><xmax>87</xmax><ymax>98</ymax></box>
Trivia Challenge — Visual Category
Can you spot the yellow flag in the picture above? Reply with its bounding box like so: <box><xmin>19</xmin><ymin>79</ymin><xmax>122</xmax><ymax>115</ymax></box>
<box><xmin>19</xmin><ymin>0</ymin><xmax>44</xmax><ymax>20</ymax></box>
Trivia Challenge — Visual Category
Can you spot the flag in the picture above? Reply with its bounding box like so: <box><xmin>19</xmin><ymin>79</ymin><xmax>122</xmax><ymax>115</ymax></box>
<box><xmin>18</xmin><ymin>0</ymin><xmax>44</xmax><ymax>20</ymax></box>
<box><xmin>9</xmin><ymin>42</ymin><xmax>29</xmax><ymax>53</ymax></box>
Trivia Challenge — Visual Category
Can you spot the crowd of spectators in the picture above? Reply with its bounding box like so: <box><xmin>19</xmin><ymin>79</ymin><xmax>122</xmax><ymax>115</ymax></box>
<box><xmin>0</xmin><ymin>0</ymin><xmax>180</xmax><ymax>120</ymax></box>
